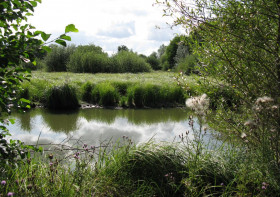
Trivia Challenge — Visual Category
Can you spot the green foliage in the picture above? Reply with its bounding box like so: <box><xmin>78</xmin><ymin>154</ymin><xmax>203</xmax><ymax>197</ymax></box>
<box><xmin>146</xmin><ymin>52</ymin><xmax>161</xmax><ymax>70</ymax></box>
<box><xmin>44</xmin><ymin>44</ymin><xmax>76</xmax><ymax>72</ymax></box>
<box><xmin>45</xmin><ymin>84</ymin><xmax>79</xmax><ymax>110</ymax></box>
<box><xmin>91</xmin><ymin>83</ymin><xmax>120</xmax><ymax>106</ymax></box>
<box><xmin>164</xmin><ymin>36</ymin><xmax>181</xmax><ymax>70</ymax></box>
<box><xmin>67</xmin><ymin>45</ymin><xmax>111</xmax><ymax>73</ymax></box>
<box><xmin>81</xmin><ymin>82</ymin><xmax>95</xmax><ymax>102</ymax></box>
<box><xmin>175</xmin><ymin>54</ymin><xmax>199</xmax><ymax>75</ymax></box>
<box><xmin>0</xmin><ymin>0</ymin><xmax>77</xmax><ymax>167</ymax></box>
<box><xmin>117</xmin><ymin>45</ymin><xmax>129</xmax><ymax>52</ymax></box>
<box><xmin>112</xmin><ymin>51</ymin><xmax>152</xmax><ymax>73</ymax></box>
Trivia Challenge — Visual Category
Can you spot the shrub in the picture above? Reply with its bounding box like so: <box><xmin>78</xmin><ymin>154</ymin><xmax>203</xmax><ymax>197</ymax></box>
<box><xmin>142</xmin><ymin>84</ymin><xmax>161</xmax><ymax>107</ymax></box>
<box><xmin>44</xmin><ymin>45</ymin><xmax>76</xmax><ymax>72</ymax></box>
<box><xmin>146</xmin><ymin>53</ymin><xmax>161</xmax><ymax>70</ymax></box>
<box><xmin>112</xmin><ymin>51</ymin><xmax>152</xmax><ymax>73</ymax></box>
<box><xmin>45</xmin><ymin>84</ymin><xmax>79</xmax><ymax>110</ymax></box>
<box><xmin>127</xmin><ymin>85</ymin><xmax>145</xmax><ymax>107</ymax></box>
<box><xmin>67</xmin><ymin>47</ymin><xmax>110</xmax><ymax>73</ymax></box>
<box><xmin>175</xmin><ymin>54</ymin><xmax>199</xmax><ymax>75</ymax></box>
<box><xmin>91</xmin><ymin>83</ymin><xmax>120</xmax><ymax>106</ymax></box>
<box><xmin>81</xmin><ymin>82</ymin><xmax>95</xmax><ymax>102</ymax></box>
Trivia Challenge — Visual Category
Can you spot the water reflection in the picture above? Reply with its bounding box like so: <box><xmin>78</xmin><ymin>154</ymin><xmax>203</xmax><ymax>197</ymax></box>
<box><xmin>8</xmin><ymin>108</ymin><xmax>195</xmax><ymax>147</ymax></box>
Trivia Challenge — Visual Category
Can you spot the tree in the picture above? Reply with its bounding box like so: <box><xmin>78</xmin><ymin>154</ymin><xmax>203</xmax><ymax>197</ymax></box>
<box><xmin>164</xmin><ymin>36</ymin><xmax>181</xmax><ymax>69</ymax></box>
<box><xmin>118</xmin><ymin>45</ymin><xmax>129</xmax><ymax>52</ymax></box>
<box><xmin>146</xmin><ymin>52</ymin><xmax>161</xmax><ymax>70</ymax></box>
<box><xmin>0</xmin><ymin>0</ymin><xmax>78</xmax><ymax>164</ymax></box>
<box><xmin>157</xmin><ymin>44</ymin><xmax>166</xmax><ymax>58</ymax></box>
<box><xmin>157</xmin><ymin>0</ymin><xmax>280</xmax><ymax>169</ymax></box>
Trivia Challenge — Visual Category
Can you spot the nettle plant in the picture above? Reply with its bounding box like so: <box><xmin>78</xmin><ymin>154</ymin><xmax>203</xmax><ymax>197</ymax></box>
<box><xmin>0</xmin><ymin>0</ymin><xmax>78</xmax><ymax>166</ymax></box>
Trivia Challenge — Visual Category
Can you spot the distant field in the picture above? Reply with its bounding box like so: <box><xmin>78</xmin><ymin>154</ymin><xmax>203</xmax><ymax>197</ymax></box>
<box><xmin>29</xmin><ymin>71</ymin><xmax>197</xmax><ymax>87</ymax></box>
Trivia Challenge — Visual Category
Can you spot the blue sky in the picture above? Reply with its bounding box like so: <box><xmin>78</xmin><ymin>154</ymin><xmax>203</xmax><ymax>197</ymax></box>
<box><xmin>29</xmin><ymin>0</ymin><xmax>183</xmax><ymax>55</ymax></box>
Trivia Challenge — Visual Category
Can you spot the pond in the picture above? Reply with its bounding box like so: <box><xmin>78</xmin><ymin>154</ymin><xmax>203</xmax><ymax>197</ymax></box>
<box><xmin>7</xmin><ymin>108</ymin><xmax>210</xmax><ymax>147</ymax></box>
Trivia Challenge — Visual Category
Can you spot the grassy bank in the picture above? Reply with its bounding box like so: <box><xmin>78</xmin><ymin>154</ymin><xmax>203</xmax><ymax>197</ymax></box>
<box><xmin>1</xmin><ymin>138</ymin><xmax>278</xmax><ymax>197</ymax></box>
<box><xmin>20</xmin><ymin>71</ymin><xmax>241</xmax><ymax>110</ymax></box>
<box><xmin>20</xmin><ymin>71</ymin><xmax>190</xmax><ymax>109</ymax></box>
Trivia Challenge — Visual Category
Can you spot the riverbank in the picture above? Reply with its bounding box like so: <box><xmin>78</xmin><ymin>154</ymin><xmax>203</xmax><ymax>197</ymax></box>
<box><xmin>1</xmin><ymin>138</ymin><xmax>277</xmax><ymax>196</ymax></box>
<box><xmin>20</xmin><ymin>71</ymin><xmax>240</xmax><ymax>110</ymax></box>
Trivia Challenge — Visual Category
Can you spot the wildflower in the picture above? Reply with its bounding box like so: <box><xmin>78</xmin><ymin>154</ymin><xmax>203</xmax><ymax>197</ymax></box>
<box><xmin>262</xmin><ymin>182</ymin><xmax>269</xmax><ymax>190</ymax></box>
<box><xmin>83</xmin><ymin>144</ymin><xmax>87</xmax><ymax>148</ymax></box>
<box><xmin>241</xmin><ymin>133</ymin><xmax>247</xmax><ymax>139</ymax></box>
<box><xmin>7</xmin><ymin>192</ymin><xmax>14</xmax><ymax>196</ymax></box>
<box><xmin>186</xmin><ymin>94</ymin><xmax>209</xmax><ymax>116</ymax></box>
<box><xmin>244</xmin><ymin>120</ymin><xmax>255</xmax><ymax>127</ymax></box>
<box><xmin>49</xmin><ymin>162</ymin><xmax>53</xmax><ymax>167</ymax></box>
<box><xmin>220</xmin><ymin>183</ymin><xmax>224</xmax><ymax>186</ymax></box>
<box><xmin>255</xmin><ymin>96</ymin><xmax>273</xmax><ymax>105</ymax></box>
<box><xmin>1</xmin><ymin>180</ymin><xmax>6</xmax><ymax>185</ymax></box>
<box><xmin>48</xmin><ymin>154</ymin><xmax>53</xmax><ymax>160</ymax></box>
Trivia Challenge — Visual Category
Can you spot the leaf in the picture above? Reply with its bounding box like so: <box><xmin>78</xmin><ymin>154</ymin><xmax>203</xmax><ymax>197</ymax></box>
<box><xmin>20</xmin><ymin>98</ymin><xmax>31</xmax><ymax>104</ymax></box>
<box><xmin>9</xmin><ymin>119</ymin><xmax>15</xmax><ymax>124</ymax></box>
<box><xmin>60</xmin><ymin>34</ymin><xmax>71</xmax><ymax>41</ymax></box>
<box><xmin>41</xmin><ymin>46</ymin><xmax>52</xmax><ymax>53</ymax></box>
<box><xmin>41</xmin><ymin>32</ymin><xmax>51</xmax><ymax>41</ymax></box>
<box><xmin>30</xmin><ymin>1</ymin><xmax>37</xmax><ymax>7</ymax></box>
<box><xmin>65</xmin><ymin>24</ymin><xmax>79</xmax><ymax>33</ymax></box>
<box><xmin>55</xmin><ymin>39</ymin><xmax>67</xmax><ymax>47</ymax></box>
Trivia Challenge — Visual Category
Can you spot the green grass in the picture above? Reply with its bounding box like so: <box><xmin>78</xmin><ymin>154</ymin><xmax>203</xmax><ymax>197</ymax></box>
<box><xmin>21</xmin><ymin>71</ymin><xmax>197</xmax><ymax>109</ymax></box>
<box><xmin>20</xmin><ymin>71</ymin><xmax>241</xmax><ymax>110</ymax></box>
<box><xmin>1</xmin><ymin>139</ymin><xmax>278</xmax><ymax>196</ymax></box>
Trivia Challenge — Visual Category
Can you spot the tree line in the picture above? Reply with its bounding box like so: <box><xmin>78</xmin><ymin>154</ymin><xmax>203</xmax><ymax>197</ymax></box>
<box><xmin>22</xmin><ymin>35</ymin><xmax>199</xmax><ymax>74</ymax></box>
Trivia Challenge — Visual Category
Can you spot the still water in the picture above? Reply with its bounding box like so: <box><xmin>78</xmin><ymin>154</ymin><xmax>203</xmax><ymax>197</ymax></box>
<box><xmin>7</xmin><ymin>108</ymin><xmax>202</xmax><ymax>147</ymax></box>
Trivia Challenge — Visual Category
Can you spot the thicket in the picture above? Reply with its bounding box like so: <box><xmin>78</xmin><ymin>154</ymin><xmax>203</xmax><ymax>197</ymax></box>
<box><xmin>44</xmin><ymin>44</ymin><xmax>76</xmax><ymax>72</ymax></box>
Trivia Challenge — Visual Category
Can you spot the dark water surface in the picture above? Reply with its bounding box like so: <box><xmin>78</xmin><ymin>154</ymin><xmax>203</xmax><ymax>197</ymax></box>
<box><xmin>7</xmin><ymin>108</ymin><xmax>202</xmax><ymax>146</ymax></box>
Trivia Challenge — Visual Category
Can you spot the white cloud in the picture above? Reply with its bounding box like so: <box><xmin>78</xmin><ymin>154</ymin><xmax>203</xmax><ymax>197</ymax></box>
<box><xmin>29</xmin><ymin>0</ymin><xmax>183</xmax><ymax>55</ymax></box>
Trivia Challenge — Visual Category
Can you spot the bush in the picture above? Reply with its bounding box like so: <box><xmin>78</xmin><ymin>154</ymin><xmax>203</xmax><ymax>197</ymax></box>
<box><xmin>175</xmin><ymin>54</ymin><xmax>199</xmax><ymax>75</ymax></box>
<box><xmin>81</xmin><ymin>82</ymin><xmax>95</xmax><ymax>102</ymax></box>
<box><xmin>67</xmin><ymin>46</ymin><xmax>110</xmax><ymax>73</ymax></box>
<box><xmin>146</xmin><ymin>53</ymin><xmax>161</xmax><ymax>70</ymax></box>
<box><xmin>45</xmin><ymin>84</ymin><xmax>79</xmax><ymax>110</ymax></box>
<box><xmin>112</xmin><ymin>51</ymin><xmax>152</xmax><ymax>73</ymax></box>
<box><xmin>91</xmin><ymin>83</ymin><xmax>120</xmax><ymax>106</ymax></box>
<box><xmin>44</xmin><ymin>45</ymin><xmax>76</xmax><ymax>72</ymax></box>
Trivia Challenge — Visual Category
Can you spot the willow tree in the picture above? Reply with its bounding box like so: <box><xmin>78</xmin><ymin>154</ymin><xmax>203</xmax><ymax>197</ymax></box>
<box><xmin>156</xmin><ymin>0</ymin><xmax>280</xmax><ymax>169</ymax></box>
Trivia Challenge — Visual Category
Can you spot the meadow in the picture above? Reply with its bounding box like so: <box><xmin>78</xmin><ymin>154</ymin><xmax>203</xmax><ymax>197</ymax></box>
<box><xmin>20</xmin><ymin>71</ymin><xmax>240</xmax><ymax>110</ymax></box>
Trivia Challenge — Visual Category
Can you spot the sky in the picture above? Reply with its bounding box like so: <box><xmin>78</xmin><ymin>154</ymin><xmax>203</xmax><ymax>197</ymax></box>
<box><xmin>29</xmin><ymin>0</ymin><xmax>184</xmax><ymax>56</ymax></box>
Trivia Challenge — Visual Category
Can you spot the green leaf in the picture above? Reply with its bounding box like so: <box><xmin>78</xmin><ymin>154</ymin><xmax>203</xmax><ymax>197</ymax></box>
<box><xmin>9</xmin><ymin>119</ymin><xmax>15</xmax><ymax>124</ymax></box>
<box><xmin>41</xmin><ymin>32</ymin><xmax>51</xmax><ymax>41</ymax></box>
<box><xmin>20</xmin><ymin>98</ymin><xmax>31</xmax><ymax>104</ymax></box>
<box><xmin>41</xmin><ymin>46</ymin><xmax>52</xmax><ymax>53</ymax></box>
<box><xmin>60</xmin><ymin>34</ymin><xmax>71</xmax><ymax>41</ymax></box>
<box><xmin>30</xmin><ymin>1</ymin><xmax>37</xmax><ymax>7</ymax></box>
<box><xmin>65</xmin><ymin>24</ymin><xmax>79</xmax><ymax>33</ymax></box>
<box><xmin>55</xmin><ymin>39</ymin><xmax>67</xmax><ymax>47</ymax></box>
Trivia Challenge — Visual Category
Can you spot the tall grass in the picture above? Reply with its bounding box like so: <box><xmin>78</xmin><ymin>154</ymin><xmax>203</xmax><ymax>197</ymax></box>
<box><xmin>45</xmin><ymin>84</ymin><xmax>79</xmax><ymax>110</ymax></box>
<box><xmin>1</xmin><ymin>137</ymin><xmax>278</xmax><ymax>196</ymax></box>
<box><xmin>91</xmin><ymin>83</ymin><xmax>120</xmax><ymax>106</ymax></box>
